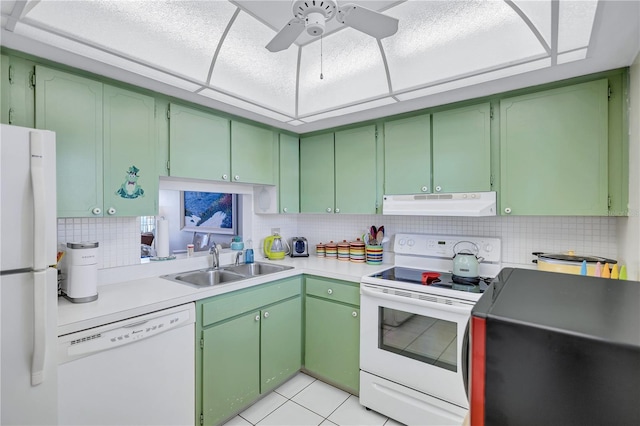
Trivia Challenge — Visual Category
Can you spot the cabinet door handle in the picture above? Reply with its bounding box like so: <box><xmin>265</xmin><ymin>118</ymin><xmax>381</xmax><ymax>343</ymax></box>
<box><xmin>327</xmin><ymin>289</ymin><xmax>333</xmax><ymax>295</ymax></box>
<box><xmin>504</xmin><ymin>207</ymin><xmax>512</xmax><ymax>214</ymax></box>
<box><xmin>352</xmin><ymin>311</ymin><xmax>358</xmax><ymax>318</ymax></box>
<box><xmin>222</xmin><ymin>174</ymin><xmax>228</xmax><ymax>180</ymax></box>
<box><xmin>421</xmin><ymin>186</ymin><xmax>428</xmax><ymax>192</ymax></box>
<box><xmin>326</xmin><ymin>207</ymin><xmax>332</xmax><ymax>213</ymax></box>
<box><xmin>91</xmin><ymin>207</ymin><xmax>102</xmax><ymax>215</ymax></box>
<box><xmin>283</xmin><ymin>207</ymin><xmax>288</xmax><ymax>213</ymax></box>
<box><xmin>263</xmin><ymin>311</ymin><xmax>270</xmax><ymax>319</ymax></box>
<box><xmin>234</xmin><ymin>175</ymin><xmax>240</xmax><ymax>181</ymax></box>
<box><xmin>107</xmin><ymin>207</ymin><xmax>116</xmax><ymax>215</ymax></box>
<box><xmin>435</xmin><ymin>186</ymin><xmax>442</xmax><ymax>192</ymax></box>
<box><xmin>335</xmin><ymin>208</ymin><xmax>340</xmax><ymax>213</ymax></box>
<box><xmin>255</xmin><ymin>315</ymin><xmax>260</xmax><ymax>322</ymax></box>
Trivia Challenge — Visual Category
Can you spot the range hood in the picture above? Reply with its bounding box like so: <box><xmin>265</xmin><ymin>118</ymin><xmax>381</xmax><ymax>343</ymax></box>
<box><xmin>382</xmin><ymin>192</ymin><xmax>497</xmax><ymax>217</ymax></box>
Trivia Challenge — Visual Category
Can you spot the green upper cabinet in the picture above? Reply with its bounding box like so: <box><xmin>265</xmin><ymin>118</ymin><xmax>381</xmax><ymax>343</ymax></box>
<box><xmin>301</xmin><ymin>125</ymin><xmax>377</xmax><ymax>214</ymax></box>
<box><xmin>0</xmin><ymin>54</ymin><xmax>8</xmax><ymax>124</ymax></box>
<box><xmin>500</xmin><ymin>79</ymin><xmax>609</xmax><ymax>215</ymax></box>
<box><xmin>335</xmin><ymin>125</ymin><xmax>377</xmax><ymax>214</ymax></box>
<box><xmin>36</xmin><ymin>66</ymin><xmax>158</xmax><ymax>217</ymax></box>
<box><xmin>35</xmin><ymin>65</ymin><xmax>104</xmax><ymax>217</ymax></box>
<box><xmin>432</xmin><ymin>103</ymin><xmax>491</xmax><ymax>193</ymax></box>
<box><xmin>168</xmin><ymin>103</ymin><xmax>230</xmax><ymax>182</ymax></box>
<box><xmin>300</xmin><ymin>132</ymin><xmax>335</xmax><ymax>213</ymax></box>
<box><xmin>1</xmin><ymin>56</ymin><xmax>36</xmax><ymax>128</ymax></box>
<box><xmin>384</xmin><ymin>114</ymin><xmax>431</xmax><ymax>195</ymax></box>
<box><xmin>279</xmin><ymin>133</ymin><xmax>300</xmax><ymax>214</ymax></box>
<box><xmin>103</xmin><ymin>85</ymin><xmax>157</xmax><ymax>216</ymax></box>
<box><xmin>231</xmin><ymin>121</ymin><xmax>277</xmax><ymax>185</ymax></box>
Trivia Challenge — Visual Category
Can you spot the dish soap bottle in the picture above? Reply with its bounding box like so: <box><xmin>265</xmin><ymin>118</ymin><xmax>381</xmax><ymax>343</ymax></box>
<box><xmin>244</xmin><ymin>239</ymin><xmax>254</xmax><ymax>264</ymax></box>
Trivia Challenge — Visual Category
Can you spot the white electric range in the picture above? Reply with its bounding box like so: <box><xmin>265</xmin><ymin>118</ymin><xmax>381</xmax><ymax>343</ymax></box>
<box><xmin>359</xmin><ymin>233</ymin><xmax>501</xmax><ymax>426</ymax></box>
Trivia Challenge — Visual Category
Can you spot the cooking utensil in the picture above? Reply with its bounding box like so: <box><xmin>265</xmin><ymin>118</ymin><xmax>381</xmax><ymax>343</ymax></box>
<box><xmin>263</xmin><ymin>233</ymin><xmax>290</xmax><ymax>260</ymax></box>
<box><xmin>452</xmin><ymin>241</ymin><xmax>483</xmax><ymax>278</ymax></box>
<box><xmin>421</xmin><ymin>271</ymin><xmax>440</xmax><ymax>285</ymax></box>
<box><xmin>532</xmin><ymin>251</ymin><xmax>617</xmax><ymax>275</ymax></box>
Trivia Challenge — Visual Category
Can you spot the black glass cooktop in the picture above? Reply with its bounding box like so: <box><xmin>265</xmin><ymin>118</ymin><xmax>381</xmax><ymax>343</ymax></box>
<box><xmin>369</xmin><ymin>267</ymin><xmax>493</xmax><ymax>293</ymax></box>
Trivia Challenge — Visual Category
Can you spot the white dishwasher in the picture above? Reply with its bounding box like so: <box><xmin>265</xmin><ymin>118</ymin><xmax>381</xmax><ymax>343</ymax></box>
<box><xmin>57</xmin><ymin>303</ymin><xmax>195</xmax><ymax>426</ymax></box>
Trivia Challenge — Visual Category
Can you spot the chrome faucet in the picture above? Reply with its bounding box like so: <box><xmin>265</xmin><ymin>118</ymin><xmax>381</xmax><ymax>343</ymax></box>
<box><xmin>209</xmin><ymin>244</ymin><xmax>219</xmax><ymax>269</ymax></box>
<box><xmin>234</xmin><ymin>251</ymin><xmax>242</xmax><ymax>266</ymax></box>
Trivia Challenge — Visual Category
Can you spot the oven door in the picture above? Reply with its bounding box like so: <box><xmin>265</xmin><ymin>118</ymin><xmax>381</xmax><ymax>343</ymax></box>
<box><xmin>360</xmin><ymin>283</ymin><xmax>473</xmax><ymax>408</ymax></box>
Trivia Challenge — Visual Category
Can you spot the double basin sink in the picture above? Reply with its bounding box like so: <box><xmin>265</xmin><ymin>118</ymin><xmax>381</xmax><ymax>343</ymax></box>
<box><xmin>161</xmin><ymin>262</ymin><xmax>293</xmax><ymax>287</ymax></box>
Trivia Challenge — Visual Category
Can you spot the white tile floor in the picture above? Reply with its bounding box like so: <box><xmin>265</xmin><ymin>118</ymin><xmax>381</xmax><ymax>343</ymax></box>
<box><xmin>222</xmin><ymin>372</ymin><xmax>404</xmax><ymax>426</ymax></box>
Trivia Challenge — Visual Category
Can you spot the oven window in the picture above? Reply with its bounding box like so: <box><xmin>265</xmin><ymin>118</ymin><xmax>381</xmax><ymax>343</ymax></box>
<box><xmin>378</xmin><ymin>307</ymin><xmax>458</xmax><ymax>372</ymax></box>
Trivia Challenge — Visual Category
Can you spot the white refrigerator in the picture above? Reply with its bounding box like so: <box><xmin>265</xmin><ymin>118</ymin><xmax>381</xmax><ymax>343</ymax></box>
<box><xmin>1</xmin><ymin>124</ymin><xmax>58</xmax><ymax>424</ymax></box>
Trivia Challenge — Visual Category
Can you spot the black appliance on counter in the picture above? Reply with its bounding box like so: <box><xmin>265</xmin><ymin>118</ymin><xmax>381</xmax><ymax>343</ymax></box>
<box><xmin>466</xmin><ymin>268</ymin><xmax>640</xmax><ymax>426</ymax></box>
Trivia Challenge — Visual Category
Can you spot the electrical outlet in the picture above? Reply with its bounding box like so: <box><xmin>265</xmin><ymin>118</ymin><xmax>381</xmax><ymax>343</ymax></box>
<box><xmin>271</xmin><ymin>228</ymin><xmax>280</xmax><ymax>235</ymax></box>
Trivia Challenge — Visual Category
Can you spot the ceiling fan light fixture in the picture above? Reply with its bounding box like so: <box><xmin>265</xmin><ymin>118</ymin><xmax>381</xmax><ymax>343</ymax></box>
<box><xmin>305</xmin><ymin>12</ymin><xmax>326</xmax><ymax>36</ymax></box>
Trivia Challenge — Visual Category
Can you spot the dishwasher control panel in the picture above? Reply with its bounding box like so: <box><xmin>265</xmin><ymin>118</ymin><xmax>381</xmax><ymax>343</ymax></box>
<box><xmin>58</xmin><ymin>303</ymin><xmax>195</xmax><ymax>364</ymax></box>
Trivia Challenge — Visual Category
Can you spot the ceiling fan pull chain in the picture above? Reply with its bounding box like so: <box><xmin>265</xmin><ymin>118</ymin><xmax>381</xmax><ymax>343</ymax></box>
<box><xmin>320</xmin><ymin>34</ymin><xmax>324</xmax><ymax>80</ymax></box>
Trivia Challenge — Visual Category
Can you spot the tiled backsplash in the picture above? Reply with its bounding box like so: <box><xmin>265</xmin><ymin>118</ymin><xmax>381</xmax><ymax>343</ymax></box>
<box><xmin>255</xmin><ymin>214</ymin><xmax>619</xmax><ymax>266</ymax></box>
<box><xmin>57</xmin><ymin>217</ymin><xmax>140</xmax><ymax>269</ymax></box>
<box><xmin>59</xmin><ymin>214</ymin><xmax>619</xmax><ymax>270</ymax></box>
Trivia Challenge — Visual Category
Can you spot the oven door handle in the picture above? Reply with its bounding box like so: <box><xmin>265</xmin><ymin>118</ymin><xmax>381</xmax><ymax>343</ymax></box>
<box><xmin>360</xmin><ymin>285</ymin><xmax>473</xmax><ymax>315</ymax></box>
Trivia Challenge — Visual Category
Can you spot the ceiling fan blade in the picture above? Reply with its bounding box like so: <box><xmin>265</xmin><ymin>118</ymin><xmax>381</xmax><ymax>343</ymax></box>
<box><xmin>336</xmin><ymin>3</ymin><xmax>399</xmax><ymax>39</ymax></box>
<box><xmin>266</xmin><ymin>18</ymin><xmax>305</xmax><ymax>52</ymax></box>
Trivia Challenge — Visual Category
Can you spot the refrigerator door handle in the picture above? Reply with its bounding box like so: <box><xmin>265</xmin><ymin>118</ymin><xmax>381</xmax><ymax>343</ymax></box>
<box><xmin>30</xmin><ymin>131</ymin><xmax>47</xmax><ymax>271</ymax></box>
<box><xmin>32</xmin><ymin>270</ymin><xmax>48</xmax><ymax>386</ymax></box>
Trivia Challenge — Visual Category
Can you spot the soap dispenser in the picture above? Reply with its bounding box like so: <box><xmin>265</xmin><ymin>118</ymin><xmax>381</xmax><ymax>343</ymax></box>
<box><xmin>244</xmin><ymin>239</ymin><xmax>254</xmax><ymax>264</ymax></box>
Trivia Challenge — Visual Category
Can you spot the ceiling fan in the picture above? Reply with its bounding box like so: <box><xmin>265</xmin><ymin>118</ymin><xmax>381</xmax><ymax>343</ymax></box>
<box><xmin>266</xmin><ymin>0</ymin><xmax>399</xmax><ymax>52</ymax></box>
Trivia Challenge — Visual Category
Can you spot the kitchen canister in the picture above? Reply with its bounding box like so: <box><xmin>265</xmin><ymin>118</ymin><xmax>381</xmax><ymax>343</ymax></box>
<box><xmin>365</xmin><ymin>245</ymin><xmax>383</xmax><ymax>265</ymax></box>
<box><xmin>325</xmin><ymin>241</ymin><xmax>338</xmax><ymax>259</ymax></box>
<box><xmin>349</xmin><ymin>238</ymin><xmax>366</xmax><ymax>263</ymax></box>
<box><xmin>316</xmin><ymin>242</ymin><xmax>326</xmax><ymax>257</ymax></box>
<box><xmin>337</xmin><ymin>240</ymin><xmax>351</xmax><ymax>261</ymax></box>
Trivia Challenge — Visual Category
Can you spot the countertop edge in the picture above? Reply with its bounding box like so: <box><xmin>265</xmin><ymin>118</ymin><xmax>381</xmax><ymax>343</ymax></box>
<box><xmin>57</xmin><ymin>258</ymin><xmax>389</xmax><ymax>336</ymax></box>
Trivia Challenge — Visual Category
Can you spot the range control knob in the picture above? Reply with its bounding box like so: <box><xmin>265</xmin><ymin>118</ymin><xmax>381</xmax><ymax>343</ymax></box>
<box><xmin>398</xmin><ymin>239</ymin><xmax>406</xmax><ymax>246</ymax></box>
<box><xmin>407</xmin><ymin>239</ymin><xmax>415</xmax><ymax>247</ymax></box>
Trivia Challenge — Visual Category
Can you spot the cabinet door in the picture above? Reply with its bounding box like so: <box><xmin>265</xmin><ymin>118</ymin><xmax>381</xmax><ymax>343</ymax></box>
<box><xmin>305</xmin><ymin>297</ymin><xmax>360</xmax><ymax>393</ymax></box>
<box><xmin>202</xmin><ymin>311</ymin><xmax>260</xmax><ymax>426</ymax></box>
<box><xmin>103</xmin><ymin>85</ymin><xmax>157</xmax><ymax>217</ymax></box>
<box><xmin>300</xmin><ymin>133</ymin><xmax>335</xmax><ymax>213</ymax></box>
<box><xmin>384</xmin><ymin>114</ymin><xmax>431</xmax><ymax>194</ymax></box>
<box><xmin>335</xmin><ymin>125</ymin><xmax>377</xmax><ymax>214</ymax></box>
<box><xmin>169</xmin><ymin>103</ymin><xmax>230</xmax><ymax>181</ymax></box>
<box><xmin>500</xmin><ymin>79</ymin><xmax>609</xmax><ymax>215</ymax></box>
<box><xmin>0</xmin><ymin>54</ymin><xmax>8</xmax><ymax>124</ymax></box>
<box><xmin>279</xmin><ymin>133</ymin><xmax>300</xmax><ymax>214</ymax></box>
<box><xmin>432</xmin><ymin>103</ymin><xmax>491</xmax><ymax>193</ymax></box>
<box><xmin>35</xmin><ymin>66</ymin><xmax>103</xmax><ymax>217</ymax></box>
<box><xmin>260</xmin><ymin>297</ymin><xmax>302</xmax><ymax>394</ymax></box>
<box><xmin>231</xmin><ymin>121</ymin><xmax>277</xmax><ymax>185</ymax></box>
<box><xmin>3</xmin><ymin>56</ymin><xmax>35</xmax><ymax>127</ymax></box>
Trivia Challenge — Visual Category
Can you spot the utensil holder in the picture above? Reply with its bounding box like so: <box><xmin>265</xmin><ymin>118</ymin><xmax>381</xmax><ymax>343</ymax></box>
<box><xmin>366</xmin><ymin>245</ymin><xmax>383</xmax><ymax>265</ymax></box>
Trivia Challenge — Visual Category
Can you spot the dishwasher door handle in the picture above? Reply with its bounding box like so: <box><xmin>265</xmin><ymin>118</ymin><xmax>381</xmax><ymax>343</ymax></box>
<box><xmin>123</xmin><ymin>320</ymin><xmax>150</xmax><ymax>328</ymax></box>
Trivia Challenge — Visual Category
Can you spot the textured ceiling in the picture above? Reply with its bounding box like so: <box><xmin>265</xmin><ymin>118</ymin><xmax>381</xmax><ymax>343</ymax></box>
<box><xmin>1</xmin><ymin>0</ymin><xmax>639</xmax><ymax>133</ymax></box>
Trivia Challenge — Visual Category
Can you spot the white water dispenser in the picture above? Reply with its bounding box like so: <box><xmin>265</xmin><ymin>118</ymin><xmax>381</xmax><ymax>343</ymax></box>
<box><xmin>61</xmin><ymin>241</ymin><xmax>99</xmax><ymax>303</ymax></box>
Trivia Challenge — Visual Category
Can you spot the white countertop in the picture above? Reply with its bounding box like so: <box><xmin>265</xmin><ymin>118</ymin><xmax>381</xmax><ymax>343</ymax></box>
<box><xmin>57</xmin><ymin>252</ymin><xmax>390</xmax><ymax>336</ymax></box>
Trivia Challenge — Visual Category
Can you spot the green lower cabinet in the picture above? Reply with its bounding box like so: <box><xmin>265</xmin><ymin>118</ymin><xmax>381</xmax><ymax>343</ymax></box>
<box><xmin>197</xmin><ymin>277</ymin><xmax>302</xmax><ymax>425</ymax></box>
<box><xmin>202</xmin><ymin>311</ymin><xmax>260</xmax><ymax>426</ymax></box>
<box><xmin>260</xmin><ymin>297</ymin><xmax>303</xmax><ymax>393</ymax></box>
<box><xmin>305</xmin><ymin>296</ymin><xmax>360</xmax><ymax>394</ymax></box>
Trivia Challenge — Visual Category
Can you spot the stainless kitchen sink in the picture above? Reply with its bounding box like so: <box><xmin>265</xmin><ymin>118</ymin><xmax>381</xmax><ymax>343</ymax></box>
<box><xmin>161</xmin><ymin>262</ymin><xmax>293</xmax><ymax>287</ymax></box>
<box><xmin>225</xmin><ymin>262</ymin><xmax>293</xmax><ymax>277</ymax></box>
